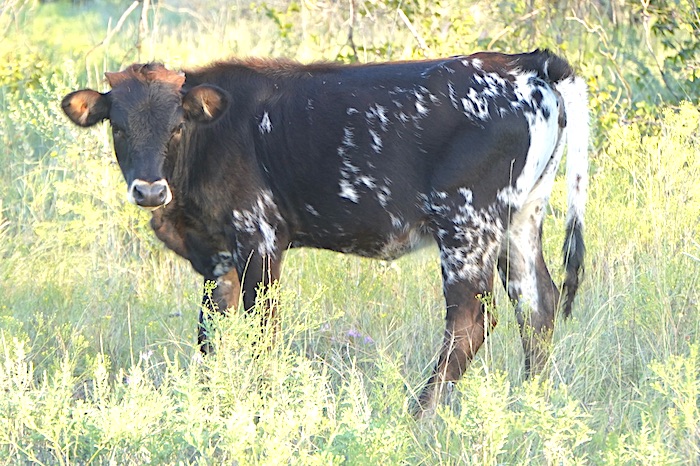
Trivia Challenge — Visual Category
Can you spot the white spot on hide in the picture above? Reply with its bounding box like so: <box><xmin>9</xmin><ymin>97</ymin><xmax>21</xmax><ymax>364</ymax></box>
<box><xmin>339</xmin><ymin>179</ymin><xmax>359</xmax><ymax>203</ymax></box>
<box><xmin>369</xmin><ymin>128</ymin><xmax>382</xmax><ymax>153</ymax></box>
<box><xmin>305</xmin><ymin>204</ymin><xmax>320</xmax><ymax>216</ymax></box>
<box><xmin>212</xmin><ymin>251</ymin><xmax>234</xmax><ymax>277</ymax></box>
<box><xmin>259</xmin><ymin>112</ymin><xmax>272</xmax><ymax>134</ymax></box>
<box><xmin>231</xmin><ymin>190</ymin><xmax>282</xmax><ymax>256</ymax></box>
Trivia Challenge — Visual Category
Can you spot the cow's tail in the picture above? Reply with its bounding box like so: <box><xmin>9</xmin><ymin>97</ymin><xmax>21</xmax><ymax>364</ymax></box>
<box><xmin>513</xmin><ymin>50</ymin><xmax>589</xmax><ymax>317</ymax></box>
<box><xmin>554</xmin><ymin>72</ymin><xmax>589</xmax><ymax>318</ymax></box>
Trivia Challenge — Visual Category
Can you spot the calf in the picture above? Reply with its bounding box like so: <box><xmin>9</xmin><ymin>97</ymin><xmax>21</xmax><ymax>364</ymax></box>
<box><xmin>62</xmin><ymin>49</ymin><xmax>588</xmax><ymax>415</ymax></box>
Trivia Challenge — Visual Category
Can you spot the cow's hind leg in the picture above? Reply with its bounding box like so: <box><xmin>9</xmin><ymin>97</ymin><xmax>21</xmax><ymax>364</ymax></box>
<box><xmin>417</xmin><ymin>200</ymin><xmax>503</xmax><ymax>416</ymax></box>
<box><xmin>417</xmin><ymin>275</ymin><xmax>498</xmax><ymax>416</ymax></box>
<box><xmin>498</xmin><ymin>197</ymin><xmax>559</xmax><ymax>376</ymax></box>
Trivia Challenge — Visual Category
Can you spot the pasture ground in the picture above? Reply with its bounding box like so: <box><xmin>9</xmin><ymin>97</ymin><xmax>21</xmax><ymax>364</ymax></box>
<box><xmin>0</xmin><ymin>1</ymin><xmax>698</xmax><ymax>464</ymax></box>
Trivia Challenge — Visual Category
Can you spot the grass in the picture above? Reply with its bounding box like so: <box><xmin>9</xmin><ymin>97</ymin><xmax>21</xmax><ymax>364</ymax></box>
<box><xmin>1</xmin><ymin>0</ymin><xmax>699</xmax><ymax>464</ymax></box>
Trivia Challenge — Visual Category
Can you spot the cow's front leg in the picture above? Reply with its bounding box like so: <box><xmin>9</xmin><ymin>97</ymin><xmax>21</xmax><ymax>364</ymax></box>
<box><xmin>417</xmin><ymin>275</ymin><xmax>497</xmax><ymax>417</ymax></box>
<box><xmin>237</xmin><ymin>250</ymin><xmax>283</xmax><ymax>347</ymax></box>
<box><xmin>199</xmin><ymin>268</ymin><xmax>241</xmax><ymax>354</ymax></box>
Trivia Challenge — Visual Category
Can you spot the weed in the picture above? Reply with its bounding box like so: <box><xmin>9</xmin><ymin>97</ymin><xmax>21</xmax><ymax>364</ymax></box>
<box><xmin>1</xmin><ymin>0</ymin><xmax>698</xmax><ymax>464</ymax></box>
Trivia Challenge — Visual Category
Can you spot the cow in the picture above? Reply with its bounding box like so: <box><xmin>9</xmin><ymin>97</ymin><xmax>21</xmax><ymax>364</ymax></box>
<box><xmin>61</xmin><ymin>49</ymin><xmax>588</xmax><ymax>416</ymax></box>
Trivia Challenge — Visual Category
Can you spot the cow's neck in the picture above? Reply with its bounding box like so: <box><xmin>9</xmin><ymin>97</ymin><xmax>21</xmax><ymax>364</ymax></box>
<box><xmin>166</xmin><ymin>126</ymin><xmax>271</xmax><ymax>224</ymax></box>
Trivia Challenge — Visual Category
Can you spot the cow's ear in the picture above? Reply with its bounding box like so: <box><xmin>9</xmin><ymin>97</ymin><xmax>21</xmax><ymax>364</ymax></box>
<box><xmin>61</xmin><ymin>89</ymin><xmax>111</xmax><ymax>127</ymax></box>
<box><xmin>182</xmin><ymin>85</ymin><xmax>230</xmax><ymax>124</ymax></box>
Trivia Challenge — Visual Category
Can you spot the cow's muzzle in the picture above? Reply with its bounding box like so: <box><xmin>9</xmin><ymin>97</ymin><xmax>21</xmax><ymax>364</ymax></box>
<box><xmin>127</xmin><ymin>179</ymin><xmax>173</xmax><ymax>209</ymax></box>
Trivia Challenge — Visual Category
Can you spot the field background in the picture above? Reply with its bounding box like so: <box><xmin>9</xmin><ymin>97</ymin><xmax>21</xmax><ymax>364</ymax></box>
<box><xmin>1</xmin><ymin>0</ymin><xmax>698</xmax><ymax>464</ymax></box>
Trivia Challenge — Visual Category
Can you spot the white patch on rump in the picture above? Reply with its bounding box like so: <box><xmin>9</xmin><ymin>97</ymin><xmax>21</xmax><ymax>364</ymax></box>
<box><xmin>497</xmin><ymin>72</ymin><xmax>564</xmax><ymax>210</ymax></box>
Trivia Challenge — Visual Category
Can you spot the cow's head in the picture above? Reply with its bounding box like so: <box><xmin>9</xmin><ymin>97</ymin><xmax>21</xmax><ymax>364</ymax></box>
<box><xmin>62</xmin><ymin>63</ymin><xmax>229</xmax><ymax>209</ymax></box>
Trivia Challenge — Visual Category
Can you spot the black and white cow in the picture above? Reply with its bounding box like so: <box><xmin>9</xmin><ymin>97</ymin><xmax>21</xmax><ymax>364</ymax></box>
<box><xmin>62</xmin><ymin>49</ymin><xmax>588</xmax><ymax>415</ymax></box>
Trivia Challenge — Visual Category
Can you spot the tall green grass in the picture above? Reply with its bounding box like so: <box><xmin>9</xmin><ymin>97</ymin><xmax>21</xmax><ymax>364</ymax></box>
<box><xmin>1</xmin><ymin>0</ymin><xmax>698</xmax><ymax>464</ymax></box>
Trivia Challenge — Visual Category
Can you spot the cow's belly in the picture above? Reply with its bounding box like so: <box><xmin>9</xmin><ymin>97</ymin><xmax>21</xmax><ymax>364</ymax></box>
<box><xmin>291</xmin><ymin>221</ymin><xmax>433</xmax><ymax>261</ymax></box>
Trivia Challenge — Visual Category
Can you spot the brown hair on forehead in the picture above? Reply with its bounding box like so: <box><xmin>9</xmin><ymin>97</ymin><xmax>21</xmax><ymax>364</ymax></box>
<box><xmin>105</xmin><ymin>63</ymin><xmax>186</xmax><ymax>89</ymax></box>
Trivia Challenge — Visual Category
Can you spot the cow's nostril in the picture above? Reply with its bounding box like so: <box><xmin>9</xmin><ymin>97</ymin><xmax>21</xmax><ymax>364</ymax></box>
<box><xmin>132</xmin><ymin>184</ymin><xmax>147</xmax><ymax>204</ymax></box>
<box><xmin>155</xmin><ymin>184</ymin><xmax>167</xmax><ymax>203</ymax></box>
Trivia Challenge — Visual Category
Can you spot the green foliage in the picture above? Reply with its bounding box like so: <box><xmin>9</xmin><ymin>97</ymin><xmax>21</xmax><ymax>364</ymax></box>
<box><xmin>431</xmin><ymin>371</ymin><xmax>592</xmax><ymax>464</ymax></box>
<box><xmin>602</xmin><ymin>345</ymin><xmax>700</xmax><ymax>464</ymax></box>
<box><xmin>644</xmin><ymin>0</ymin><xmax>700</xmax><ymax>101</ymax></box>
<box><xmin>588</xmin><ymin>102</ymin><xmax>699</xmax><ymax>258</ymax></box>
<box><xmin>0</xmin><ymin>0</ymin><xmax>699</xmax><ymax>463</ymax></box>
<box><xmin>256</xmin><ymin>1</ymin><xmax>303</xmax><ymax>56</ymax></box>
<box><xmin>0</xmin><ymin>50</ymin><xmax>47</xmax><ymax>93</ymax></box>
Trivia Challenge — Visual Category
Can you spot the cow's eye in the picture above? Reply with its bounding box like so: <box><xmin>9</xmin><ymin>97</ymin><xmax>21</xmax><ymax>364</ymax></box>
<box><xmin>112</xmin><ymin>126</ymin><xmax>125</xmax><ymax>138</ymax></box>
<box><xmin>172</xmin><ymin>123</ymin><xmax>184</xmax><ymax>137</ymax></box>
